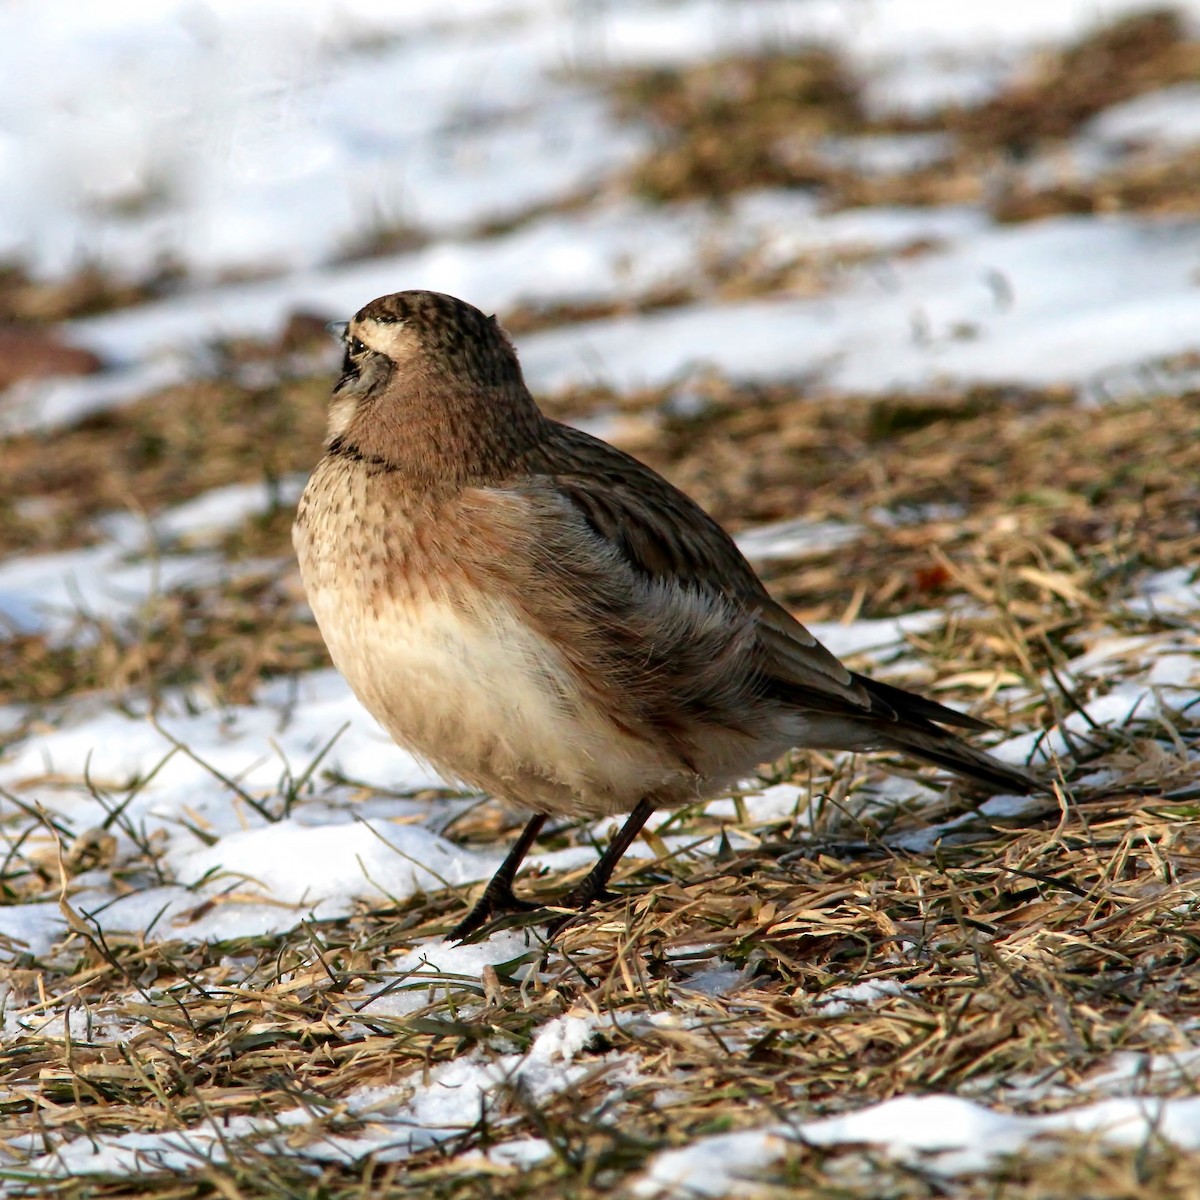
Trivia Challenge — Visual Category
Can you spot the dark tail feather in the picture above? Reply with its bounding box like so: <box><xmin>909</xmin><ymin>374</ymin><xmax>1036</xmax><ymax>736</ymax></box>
<box><xmin>878</xmin><ymin>726</ymin><xmax>1040</xmax><ymax>794</ymax></box>
<box><xmin>852</xmin><ymin>672</ymin><xmax>993</xmax><ymax>732</ymax></box>
<box><xmin>849</xmin><ymin>673</ymin><xmax>1039</xmax><ymax>794</ymax></box>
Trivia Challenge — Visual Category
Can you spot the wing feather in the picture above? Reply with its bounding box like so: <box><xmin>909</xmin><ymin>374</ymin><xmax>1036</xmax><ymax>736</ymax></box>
<box><xmin>517</xmin><ymin>421</ymin><xmax>874</xmax><ymax>715</ymax></box>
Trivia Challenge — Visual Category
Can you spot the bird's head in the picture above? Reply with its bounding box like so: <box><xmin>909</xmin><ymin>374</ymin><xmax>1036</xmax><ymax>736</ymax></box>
<box><xmin>322</xmin><ymin>290</ymin><xmax>543</xmax><ymax>483</ymax></box>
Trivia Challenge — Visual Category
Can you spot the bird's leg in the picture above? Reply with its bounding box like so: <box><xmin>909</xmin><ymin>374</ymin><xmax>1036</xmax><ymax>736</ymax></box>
<box><xmin>450</xmin><ymin>813</ymin><xmax>547</xmax><ymax>940</ymax></box>
<box><xmin>555</xmin><ymin>798</ymin><xmax>656</xmax><ymax>914</ymax></box>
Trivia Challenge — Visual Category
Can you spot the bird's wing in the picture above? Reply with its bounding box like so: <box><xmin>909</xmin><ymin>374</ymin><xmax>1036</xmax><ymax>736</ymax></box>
<box><xmin>519</xmin><ymin>421</ymin><xmax>874</xmax><ymax>714</ymax></box>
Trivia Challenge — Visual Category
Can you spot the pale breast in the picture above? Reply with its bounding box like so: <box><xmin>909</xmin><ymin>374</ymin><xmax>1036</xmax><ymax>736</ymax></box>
<box><xmin>293</xmin><ymin>461</ymin><xmax>689</xmax><ymax>815</ymax></box>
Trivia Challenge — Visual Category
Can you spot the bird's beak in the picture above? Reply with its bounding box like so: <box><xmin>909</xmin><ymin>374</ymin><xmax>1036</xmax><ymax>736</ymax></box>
<box><xmin>326</xmin><ymin>320</ymin><xmax>349</xmax><ymax>343</ymax></box>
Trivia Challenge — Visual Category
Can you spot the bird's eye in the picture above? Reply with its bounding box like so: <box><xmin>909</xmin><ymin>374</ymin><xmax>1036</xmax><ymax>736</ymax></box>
<box><xmin>348</xmin><ymin>336</ymin><xmax>367</xmax><ymax>355</ymax></box>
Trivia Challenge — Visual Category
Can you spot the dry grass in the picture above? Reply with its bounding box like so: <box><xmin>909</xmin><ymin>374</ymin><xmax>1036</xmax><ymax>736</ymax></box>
<box><xmin>0</xmin><ymin>571</ymin><xmax>325</xmax><ymax>712</ymax></box>
<box><xmin>613</xmin><ymin>48</ymin><xmax>862</xmax><ymax>203</ymax></box>
<box><xmin>946</xmin><ymin>10</ymin><xmax>1195</xmax><ymax>151</ymax></box>
<box><xmin>610</xmin><ymin>10</ymin><xmax>1200</xmax><ymax>222</ymax></box>
<box><xmin>4</xmin><ymin>773</ymin><xmax>1200</xmax><ymax>1198</ymax></box>
<box><xmin>992</xmin><ymin>145</ymin><xmax>1200</xmax><ymax>223</ymax></box>
<box><xmin>0</xmin><ymin>375</ymin><xmax>328</xmax><ymax>558</ymax></box>
<box><xmin>0</xmin><ymin>262</ymin><xmax>186</xmax><ymax>325</ymax></box>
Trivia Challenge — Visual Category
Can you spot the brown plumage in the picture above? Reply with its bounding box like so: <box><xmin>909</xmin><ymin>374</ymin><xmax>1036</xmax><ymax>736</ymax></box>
<box><xmin>293</xmin><ymin>289</ymin><xmax>1039</xmax><ymax>938</ymax></box>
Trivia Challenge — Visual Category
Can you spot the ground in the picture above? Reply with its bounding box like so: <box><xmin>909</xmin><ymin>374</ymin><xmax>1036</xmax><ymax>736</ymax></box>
<box><xmin>1</xmin><ymin>2</ymin><xmax>1199</xmax><ymax>1197</ymax></box>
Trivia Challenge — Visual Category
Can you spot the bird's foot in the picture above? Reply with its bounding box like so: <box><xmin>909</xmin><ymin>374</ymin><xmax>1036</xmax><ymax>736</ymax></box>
<box><xmin>449</xmin><ymin>881</ymin><xmax>539</xmax><ymax>942</ymax></box>
<box><xmin>453</xmin><ymin>868</ymin><xmax>629</xmax><ymax>942</ymax></box>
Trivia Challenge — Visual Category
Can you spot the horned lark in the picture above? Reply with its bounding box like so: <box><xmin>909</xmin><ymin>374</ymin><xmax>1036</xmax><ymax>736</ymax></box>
<box><xmin>293</xmin><ymin>290</ymin><xmax>1037</xmax><ymax>939</ymax></box>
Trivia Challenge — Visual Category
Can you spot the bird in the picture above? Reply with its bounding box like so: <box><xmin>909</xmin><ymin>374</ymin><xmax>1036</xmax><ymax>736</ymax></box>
<box><xmin>293</xmin><ymin>289</ymin><xmax>1038</xmax><ymax>940</ymax></box>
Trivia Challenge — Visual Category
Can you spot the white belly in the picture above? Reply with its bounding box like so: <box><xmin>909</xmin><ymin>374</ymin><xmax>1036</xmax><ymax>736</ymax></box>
<box><xmin>303</xmin><ymin>580</ymin><xmax>685</xmax><ymax>815</ymax></box>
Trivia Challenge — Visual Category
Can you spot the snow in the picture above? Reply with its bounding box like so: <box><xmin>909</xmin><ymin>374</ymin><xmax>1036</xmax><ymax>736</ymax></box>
<box><xmin>0</xmin><ymin>902</ymin><xmax>67</xmax><ymax>961</ymax></box>
<box><xmin>811</xmin><ymin>979</ymin><xmax>908</xmax><ymax>1016</ymax></box>
<box><xmin>1087</xmin><ymin>84</ymin><xmax>1200</xmax><ymax>150</ymax></box>
<box><xmin>992</xmin><ymin>620</ymin><xmax>1200</xmax><ymax>765</ymax></box>
<box><xmin>158</xmin><ymin>819</ymin><xmax>485</xmax><ymax>941</ymax></box>
<box><xmin>126</xmin><ymin>477</ymin><xmax>307</xmax><ymax>547</ymax></box>
<box><xmin>355</xmin><ymin>931</ymin><xmax>539</xmax><ymax>1018</ymax></box>
<box><xmin>516</xmin><ymin>216</ymin><xmax>1200</xmax><ymax>398</ymax></box>
<box><xmin>676</xmin><ymin>963</ymin><xmax>748</xmax><ymax>998</ymax></box>
<box><xmin>0</xmin><ymin>0</ymin><xmax>647</xmax><ymax>281</ymax></box>
<box><xmin>0</xmin><ymin>667</ymin><xmax>457</xmax><ymax>952</ymax></box>
<box><xmin>977</xmin><ymin>793</ymin><xmax>1045</xmax><ymax>820</ymax></box>
<box><xmin>0</xmin><ymin>540</ymin><xmax>241</xmax><ymax>639</ymax></box>
<box><xmin>27</xmin><ymin>1007</ymin><xmax>625</xmax><ymax>1175</ymax></box>
<box><xmin>704</xmin><ymin>782</ymin><xmax>805</xmax><ymax>823</ymax></box>
<box><xmin>35</xmin><ymin>206</ymin><xmax>1200</xmax><ymax>422</ymax></box>
<box><xmin>65</xmin><ymin>198</ymin><xmax>767</xmax><ymax>366</ymax></box>
<box><xmin>1125</xmin><ymin>566</ymin><xmax>1200</xmax><ymax>618</ymax></box>
<box><xmin>806</xmin><ymin>611</ymin><xmax>944</xmax><ymax>661</ymax></box>
<box><xmin>51</xmin><ymin>197</ymin><xmax>974</xmax><ymax>386</ymax></box>
<box><xmin>633</xmin><ymin>1093</ymin><xmax>1200</xmax><ymax>1197</ymax></box>
<box><xmin>812</xmin><ymin>132</ymin><xmax>956</xmax><ymax>175</ymax></box>
<box><xmin>2</xmin><ymin>1</ymin><xmax>1198</xmax><ymax>430</ymax></box>
<box><xmin>734</xmin><ymin>516</ymin><xmax>863</xmax><ymax>563</ymax></box>
<box><xmin>636</xmin><ymin>1128</ymin><xmax>795</xmax><ymax>1199</ymax></box>
<box><xmin>999</xmin><ymin>681</ymin><xmax>1181</xmax><ymax>765</ymax></box>
<box><xmin>0</xmin><ymin>360</ymin><xmax>191</xmax><ymax>437</ymax></box>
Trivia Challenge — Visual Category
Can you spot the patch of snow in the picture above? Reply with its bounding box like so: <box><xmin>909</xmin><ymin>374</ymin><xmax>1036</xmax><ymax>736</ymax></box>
<box><xmin>705</xmin><ymin>782</ymin><xmax>806</xmax><ymax>823</ymax></box>
<box><xmin>27</xmin><ymin>1006</ymin><xmax>628</xmax><ymax>1176</ymax></box>
<box><xmin>63</xmin><ymin>198</ymin><xmax>748</xmax><ymax>369</ymax></box>
<box><xmin>1087</xmin><ymin>84</ymin><xmax>1200</xmax><ymax>151</ymax></box>
<box><xmin>977</xmin><ymin>793</ymin><xmax>1044</xmax><ymax>819</ymax></box>
<box><xmin>634</xmin><ymin>1127</ymin><xmax>795</xmax><ymax>1199</ymax></box>
<box><xmin>1147</xmin><ymin>653</ymin><xmax>1200</xmax><ymax>689</ymax></box>
<box><xmin>0</xmin><ymin>902</ymin><xmax>67</xmax><ymax>962</ymax></box>
<box><xmin>633</xmin><ymin>1092</ymin><xmax>1200</xmax><ymax>1197</ymax></box>
<box><xmin>53</xmin><ymin>196</ymin><xmax>976</xmax><ymax>391</ymax></box>
<box><xmin>0</xmin><ymin>541</ymin><xmax>246</xmax><ymax>639</ymax></box>
<box><xmin>811</xmin><ymin>979</ymin><xmax>907</xmax><ymax>1016</ymax></box>
<box><xmin>1125</xmin><ymin>567</ymin><xmax>1200</xmax><ymax>618</ymax></box>
<box><xmin>483</xmin><ymin>1137</ymin><xmax>554</xmax><ymax>1167</ymax></box>
<box><xmin>0</xmin><ymin>1</ymin><xmax>646</xmax><ymax>281</ymax></box>
<box><xmin>735</xmin><ymin>517</ymin><xmax>862</xmax><ymax>563</ymax></box>
<box><xmin>677</xmin><ymin>964</ymin><xmax>748</xmax><ymax>998</ymax></box>
<box><xmin>865</xmin><ymin>55</ymin><xmax>1014</xmax><ymax>118</ymax></box>
<box><xmin>0</xmin><ymin>668</ymin><xmax>461</xmax><ymax>952</ymax></box>
<box><xmin>806</xmin><ymin>612</ymin><xmax>943</xmax><ymax>661</ymax></box>
<box><xmin>1084</xmin><ymin>1048</ymin><xmax>1200</xmax><ymax>1098</ymax></box>
<box><xmin>517</xmin><ymin>217</ymin><xmax>1200</xmax><ymax>399</ymax></box>
<box><xmin>996</xmin><ymin>625</ymin><xmax>1200</xmax><ymax>765</ymax></box>
<box><xmin>102</xmin><ymin>477</ymin><xmax>307</xmax><ymax>552</ymax></box>
<box><xmin>812</xmin><ymin>133</ymin><xmax>955</xmax><ymax>176</ymax></box>
<box><xmin>358</xmin><ymin>931</ymin><xmax>542</xmax><ymax>1018</ymax></box>
<box><xmin>170</xmin><ymin>819</ymin><xmax>483</xmax><ymax>930</ymax></box>
<box><xmin>0</xmin><ymin>360</ymin><xmax>191</xmax><ymax>436</ymax></box>
<box><xmin>800</xmin><ymin>0</ymin><xmax>1200</xmax><ymax>61</ymax></box>
<box><xmin>19</xmin><ymin>824</ymin><xmax>492</xmax><ymax>950</ymax></box>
